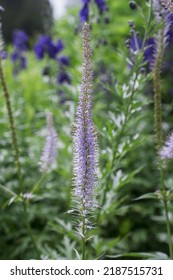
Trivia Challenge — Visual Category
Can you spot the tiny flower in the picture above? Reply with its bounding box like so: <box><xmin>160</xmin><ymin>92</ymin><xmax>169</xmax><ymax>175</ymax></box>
<box><xmin>39</xmin><ymin>112</ymin><xmax>58</xmax><ymax>172</ymax></box>
<box><xmin>159</xmin><ymin>132</ymin><xmax>173</xmax><ymax>160</ymax></box>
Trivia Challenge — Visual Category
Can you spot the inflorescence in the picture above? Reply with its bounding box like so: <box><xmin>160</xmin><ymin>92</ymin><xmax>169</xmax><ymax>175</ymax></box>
<box><xmin>72</xmin><ymin>23</ymin><xmax>99</xmax><ymax>234</ymax></box>
<box><xmin>159</xmin><ymin>132</ymin><xmax>173</xmax><ymax>160</ymax></box>
<box><xmin>39</xmin><ymin>112</ymin><xmax>58</xmax><ymax>173</ymax></box>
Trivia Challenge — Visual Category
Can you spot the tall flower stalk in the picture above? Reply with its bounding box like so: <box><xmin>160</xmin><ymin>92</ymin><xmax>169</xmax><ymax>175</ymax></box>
<box><xmin>152</xmin><ymin>0</ymin><xmax>173</xmax><ymax>259</ymax></box>
<box><xmin>72</xmin><ymin>23</ymin><xmax>99</xmax><ymax>260</ymax></box>
<box><xmin>0</xmin><ymin>22</ymin><xmax>21</xmax><ymax>183</ymax></box>
<box><xmin>39</xmin><ymin>112</ymin><xmax>58</xmax><ymax>173</ymax></box>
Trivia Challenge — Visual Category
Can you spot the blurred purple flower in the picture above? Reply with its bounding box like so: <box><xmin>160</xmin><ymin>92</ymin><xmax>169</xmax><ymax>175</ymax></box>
<box><xmin>58</xmin><ymin>55</ymin><xmax>70</xmax><ymax>66</ymax></box>
<box><xmin>34</xmin><ymin>35</ymin><xmax>64</xmax><ymax>60</ymax></box>
<box><xmin>57</xmin><ymin>71</ymin><xmax>71</xmax><ymax>84</ymax></box>
<box><xmin>130</xmin><ymin>35</ymin><xmax>142</xmax><ymax>52</ymax></box>
<box><xmin>80</xmin><ymin>3</ymin><xmax>89</xmax><ymax>22</ymax></box>
<box><xmin>13</xmin><ymin>30</ymin><xmax>28</xmax><ymax>51</ymax></box>
<box><xmin>39</xmin><ymin>112</ymin><xmax>58</xmax><ymax>173</ymax></box>
<box><xmin>0</xmin><ymin>50</ymin><xmax>7</xmax><ymax>59</ymax></box>
<box><xmin>11</xmin><ymin>50</ymin><xmax>27</xmax><ymax>69</ymax></box>
<box><xmin>144</xmin><ymin>38</ymin><xmax>156</xmax><ymax>70</ymax></box>
<box><xmin>95</xmin><ymin>0</ymin><xmax>107</xmax><ymax>13</ymax></box>
<box><xmin>129</xmin><ymin>34</ymin><xmax>156</xmax><ymax>70</ymax></box>
<box><xmin>159</xmin><ymin>132</ymin><xmax>173</xmax><ymax>160</ymax></box>
<box><xmin>164</xmin><ymin>12</ymin><xmax>173</xmax><ymax>45</ymax></box>
<box><xmin>79</xmin><ymin>0</ymin><xmax>107</xmax><ymax>22</ymax></box>
<box><xmin>11</xmin><ymin>30</ymin><xmax>28</xmax><ymax>74</ymax></box>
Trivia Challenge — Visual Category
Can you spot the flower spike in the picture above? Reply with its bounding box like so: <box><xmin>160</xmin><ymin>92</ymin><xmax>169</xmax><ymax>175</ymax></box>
<box><xmin>72</xmin><ymin>22</ymin><xmax>99</xmax><ymax>222</ymax></box>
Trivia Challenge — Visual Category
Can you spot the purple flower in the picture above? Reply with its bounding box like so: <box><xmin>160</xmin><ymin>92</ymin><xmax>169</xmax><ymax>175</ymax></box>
<box><xmin>72</xmin><ymin>23</ymin><xmax>99</xmax><ymax>217</ymax></box>
<box><xmin>130</xmin><ymin>35</ymin><xmax>142</xmax><ymax>52</ymax></box>
<box><xmin>56</xmin><ymin>39</ymin><xmax>64</xmax><ymax>53</ymax></box>
<box><xmin>159</xmin><ymin>132</ymin><xmax>173</xmax><ymax>160</ymax></box>
<box><xmin>82</xmin><ymin>0</ymin><xmax>90</xmax><ymax>3</ymax></box>
<box><xmin>80</xmin><ymin>3</ymin><xmax>89</xmax><ymax>22</ymax></box>
<box><xmin>95</xmin><ymin>0</ymin><xmax>107</xmax><ymax>13</ymax></box>
<box><xmin>164</xmin><ymin>12</ymin><xmax>173</xmax><ymax>45</ymax></box>
<box><xmin>79</xmin><ymin>0</ymin><xmax>107</xmax><ymax>22</ymax></box>
<box><xmin>13</xmin><ymin>30</ymin><xmax>28</xmax><ymax>51</ymax></box>
<box><xmin>129</xmin><ymin>34</ymin><xmax>155</xmax><ymax>70</ymax></box>
<box><xmin>11</xmin><ymin>30</ymin><xmax>28</xmax><ymax>74</ymax></box>
<box><xmin>34</xmin><ymin>35</ymin><xmax>64</xmax><ymax>60</ymax></box>
<box><xmin>58</xmin><ymin>55</ymin><xmax>70</xmax><ymax>66</ymax></box>
<box><xmin>39</xmin><ymin>112</ymin><xmax>58</xmax><ymax>172</ymax></box>
<box><xmin>57</xmin><ymin>71</ymin><xmax>71</xmax><ymax>84</ymax></box>
<box><xmin>11</xmin><ymin>51</ymin><xmax>27</xmax><ymax>69</ymax></box>
<box><xmin>144</xmin><ymin>38</ymin><xmax>156</xmax><ymax>70</ymax></box>
<box><xmin>0</xmin><ymin>50</ymin><xmax>7</xmax><ymax>59</ymax></box>
<box><xmin>34</xmin><ymin>35</ymin><xmax>49</xmax><ymax>59</ymax></box>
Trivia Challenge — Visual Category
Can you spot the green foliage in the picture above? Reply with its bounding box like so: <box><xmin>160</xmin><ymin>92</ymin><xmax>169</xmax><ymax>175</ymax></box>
<box><xmin>0</xmin><ymin>0</ymin><xmax>173</xmax><ymax>260</ymax></box>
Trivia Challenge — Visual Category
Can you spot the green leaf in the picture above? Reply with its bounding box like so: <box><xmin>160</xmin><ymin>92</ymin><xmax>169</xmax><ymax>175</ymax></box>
<box><xmin>133</xmin><ymin>192</ymin><xmax>159</xmax><ymax>201</ymax></box>
<box><xmin>73</xmin><ymin>248</ymin><xmax>81</xmax><ymax>260</ymax></box>
<box><xmin>107</xmin><ymin>252</ymin><xmax>169</xmax><ymax>260</ymax></box>
<box><xmin>0</xmin><ymin>184</ymin><xmax>17</xmax><ymax>197</ymax></box>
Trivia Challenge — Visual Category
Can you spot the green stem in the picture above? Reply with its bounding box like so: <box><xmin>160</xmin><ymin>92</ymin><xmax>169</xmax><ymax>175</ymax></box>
<box><xmin>22</xmin><ymin>200</ymin><xmax>41</xmax><ymax>259</ymax></box>
<box><xmin>32</xmin><ymin>172</ymin><xmax>47</xmax><ymax>193</ymax></box>
<box><xmin>163</xmin><ymin>199</ymin><xmax>173</xmax><ymax>259</ymax></box>
<box><xmin>0</xmin><ymin>57</ymin><xmax>22</xmax><ymax>184</ymax></box>
<box><xmin>142</xmin><ymin>0</ymin><xmax>153</xmax><ymax>50</ymax></box>
<box><xmin>81</xmin><ymin>211</ymin><xmax>86</xmax><ymax>260</ymax></box>
<box><xmin>152</xmin><ymin>21</ymin><xmax>173</xmax><ymax>258</ymax></box>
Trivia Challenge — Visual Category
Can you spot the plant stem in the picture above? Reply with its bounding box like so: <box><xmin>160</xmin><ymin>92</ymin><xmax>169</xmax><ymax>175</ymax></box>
<box><xmin>81</xmin><ymin>210</ymin><xmax>86</xmax><ymax>260</ymax></box>
<box><xmin>0</xmin><ymin>57</ymin><xmax>22</xmax><ymax>183</ymax></box>
<box><xmin>163</xmin><ymin>198</ymin><xmax>173</xmax><ymax>259</ymax></box>
<box><xmin>32</xmin><ymin>172</ymin><xmax>47</xmax><ymax>193</ymax></box>
<box><xmin>152</xmin><ymin>20</ymin><xmax>173</xmax><ymax>258</ymax></box>
<box><xmin>153</xmin><ymin>31</ymin><xmax>164</xmax><ymax>151</ymax></box>
<box><xmin>22</xmin><ymin>200</ymin><xmax>41</xmax><ymax>259</ymax></box>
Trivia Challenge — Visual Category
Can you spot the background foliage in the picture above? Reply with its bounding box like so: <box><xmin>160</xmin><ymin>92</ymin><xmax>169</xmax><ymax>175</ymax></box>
<box><xmin>0</xmin><ymin>0</ymin><xmax>173</xmax><ymax>260</ymax></box>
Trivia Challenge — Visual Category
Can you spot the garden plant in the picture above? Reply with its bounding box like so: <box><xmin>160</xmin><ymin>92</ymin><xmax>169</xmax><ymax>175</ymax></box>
<box><xmin>0</xmin><ymin>0</ymin><xmax>173</xmax><ymax>260</ymax></box>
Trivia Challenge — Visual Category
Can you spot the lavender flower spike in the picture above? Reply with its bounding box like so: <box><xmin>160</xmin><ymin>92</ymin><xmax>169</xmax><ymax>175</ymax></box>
<box><xmin>39</xmin><ymin>112</ymin><xmax>58</xmax><ymax>172</ymax></box>
<box><xmin>159</xmin><ymin>132</ymin><xmax>173</xmax><ymax>160</ymax></box>
<box><xmin>72</xmin><ymin>23</ymin><xmax>99</xmax><ymax>218</ymax></box>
